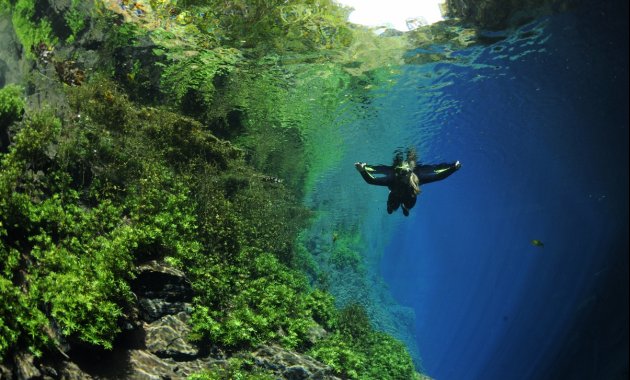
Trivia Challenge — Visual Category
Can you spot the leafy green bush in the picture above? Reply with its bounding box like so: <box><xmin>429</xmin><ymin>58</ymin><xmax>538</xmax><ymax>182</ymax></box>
<box><xmin>160</xmin><ymin>48</ymin><xmax>241</xmax><ymax>116</ymax></box>
<box><xmin>3</xmin><ymin>77</ymin><xmax>330</xmax><ymax>358</ymax></box>
<box><xmin>10</xmin><ymin>0</ymin><xmax>57</xmax><ymax>57</ymax></box>
<box><xmin>309</xmin><ymin>304</ymin><xmax>420</xmax><ymax>380</ymax></box>
<box><xmin>0</xmin><ymin>84</ymin><xmax>25</xmax><ymax>155</ymax></box>
<box><xmin>0</xmin><ymin>0</ymin><xmax>9</xmax><ymax>13</ymax></box>
<box><xmin>189</xmin><ymin>248</ymin><xmax>335</xmax><ymax>350</ymax></box>
<box><xmin>179</xmin><ymin>0</ymin><xmax>352</xmax><ymax>54</ymax></box>
<box><xmin>0</xmin><ymin>257</ymin><xmax>50</xmax><ymax>356</ymax></box>
<box><xmin>331</xmin><ymin>244</ymin><xmax>362</xmax><ymax>270</ymax></box>
<box><xmin>4</xmin><ymin>0</ymin><xmax>90</xmax><ymax>52</ymax></box>
<box><xmin>0</xmin><ymin>84</ymin><xmax>25</xmax><ymax>128</ymax></box>
<box><xmin>63</xmin><ymin>0</ymin><xmax>89</xmax><ymax>43</ymax></box>
<box><xmin>0</xmin><ymin>79</ymin><xmax>228</xmax><ymax>356</ymax></box>
<box><xmin>0</xmin><ymin>109</ymin><xmax>135</xmax><ymax>355</ymax></box>
<box><xmin>28</xmin><ymin>196</ymin><xmax>135</xmax><ymax>348</ymax></box>
<box><xmin>189</xmin><ymin>357</ymin><xmax>276</xmax><ymax>380</ymax></box>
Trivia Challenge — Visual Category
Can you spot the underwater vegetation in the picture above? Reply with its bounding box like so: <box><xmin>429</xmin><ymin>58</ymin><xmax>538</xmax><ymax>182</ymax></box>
<box><xmin>0</xmin><ymin>0</ymin><xmax>426</xmax><ymax>378</ymax></box>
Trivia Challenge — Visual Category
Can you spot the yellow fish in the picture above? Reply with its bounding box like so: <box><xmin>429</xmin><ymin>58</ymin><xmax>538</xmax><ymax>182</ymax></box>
<box><xmin>531</xmin><ymin>239</ymin><xmax>544</xmax><ymax>248</ymax></box>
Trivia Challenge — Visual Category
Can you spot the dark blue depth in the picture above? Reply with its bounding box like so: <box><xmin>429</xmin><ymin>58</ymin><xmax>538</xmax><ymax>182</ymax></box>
<box><xmin>379</xmin><ymin>1</ymin><xmax>628</xmax><ymax>379</ymax></box>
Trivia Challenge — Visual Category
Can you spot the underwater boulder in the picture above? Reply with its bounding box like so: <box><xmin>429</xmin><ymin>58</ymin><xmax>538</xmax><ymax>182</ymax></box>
<box><xmin>251</xmin><ymin>345</ymin><xmax>342</xmax><ymax>380</ymax></box>
<box><xmin>132</xmin><ymin>260</ymin><xmax>193</xmax><ymax>322</ymax></box>
<box><xmin>144</xmin><ymin>312</ymin><xmax>199</xmax><ymax>360</ymax></box>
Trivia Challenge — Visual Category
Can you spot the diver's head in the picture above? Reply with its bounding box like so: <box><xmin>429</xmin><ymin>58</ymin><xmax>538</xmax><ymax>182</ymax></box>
<box><xmin>395</xmin><ymin>161</ymin><xmax>413</xmax><ymax>177</ymax></box>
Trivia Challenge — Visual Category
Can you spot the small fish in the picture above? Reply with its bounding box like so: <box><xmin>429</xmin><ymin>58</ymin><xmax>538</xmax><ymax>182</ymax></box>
<box><xmin>531</xmin><ymin>239</ymin><xmax>544</xmax><ymax>248</ymax></box>
<box><xmin>332</xmin><ymin>232</ymin><xmax>339</xmax><ymax>243</ymax></box>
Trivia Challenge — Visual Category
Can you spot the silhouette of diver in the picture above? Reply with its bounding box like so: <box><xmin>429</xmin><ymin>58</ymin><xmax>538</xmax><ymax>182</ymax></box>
<box><xmin>355</xmin><ymin>148</ymin><xmax>461</xmax><ymax>216</ymax></box>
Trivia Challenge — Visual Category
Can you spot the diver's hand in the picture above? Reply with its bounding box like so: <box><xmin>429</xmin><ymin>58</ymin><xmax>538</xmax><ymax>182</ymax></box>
<box><xmin>354</xmin><ymin>162</ymin><xmax>367</xmax><ymax>172</ymax></box>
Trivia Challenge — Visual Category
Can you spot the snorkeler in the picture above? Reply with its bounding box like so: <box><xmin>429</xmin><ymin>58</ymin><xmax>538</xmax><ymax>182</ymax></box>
<box><xmin>355</xmin><ymin>148</ymin><xmax>461</xmax><ymax>216</ymax></box>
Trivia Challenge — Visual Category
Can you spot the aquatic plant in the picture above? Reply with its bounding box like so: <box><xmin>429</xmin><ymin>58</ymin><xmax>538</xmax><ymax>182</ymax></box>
<box><xmin>0</xmin><ymin>75</ymin><xmax>325</xmax><ymax>357</ymax></box>
<box><xmin>160</xmin><ymin>48</ymin><xmax>242</xmax><ymax>120</ymax></box>
<box><xmin>61</xmin><ymin>0</ymin><xmax>91</xmax><ymax>43</ymax></box>
<box><xmin>189</xmin><ymin>357</ymin><xmax>276</xmax><ymax>380</ymax></box>
<box><xmin>309</xmin><ymin>304</ymin><xmax>421</xmax><ymax>380</ymax></box>
<box><xmin>10</xmin><ymin>0</ymin><xmax>57</xmax><ymax>57</ymax></box>
<box><xmin>5</xmin><ymin>0</ymin><xmax>90</xmax><ymax>55</ymax></box>
<box><xmin>0</xmin><ymin>107</ymin><xmax>134</xmax><ymax>355</ymax></box>
<box><xmin>174</xmin><ymin>0</ymin><xmax>353</xmax><ymax>54</ymax></box>
<box><xmin>189</xmin><ymin>249</ymin><xmax>332</xmax><ymax>350</ymax></box>
<box><xmin>0</xmin><ymin>84</ymin><xmax>25</xmax><ymax>132</ymax></box>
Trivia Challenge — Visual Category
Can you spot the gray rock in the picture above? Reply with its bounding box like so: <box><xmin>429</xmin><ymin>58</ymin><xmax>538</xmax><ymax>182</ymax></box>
<box><xmin>13</xmin><ymin>352</ymin><xmax>40</xmax><ymax>380</ymax></box>
<box><xmin>138</xmin><ymin>298</ymin><xmax>192</xmax><ymax>322</ymax></box>
<box><xmin>127</xmin><ymin>349</ymin><xmax>179</xmax><ymax>380</ymax></box>
<box><xmin>169</xmin><ymin>357</ymin><xmax>227</xmax><ymax>379</ymax></box>
<box><xmin>59</xmin><ymin>362</ymin><xmax>92</xmax><ymax>380</ymax></box>
<box><xmin>283</xmin><ymin>365</ymin><xmax>311</xmax><ymax>380</ymax></box>
<box><xmin>127</xmin><ymin>349</ymin><xmax>226</xmax><ymax>379</ymax></box>
<box><xmin>0</xmin><ymin>363</ymin><xmax>13</xmax><ymax>380</ymax></box>
<box><xmin>305</xmin><ymin>325</ymin><xmax>328</xmax><ymax>346</ymax></box>
<box><xmin>133</xmin><ymin>261</ymin><xmax>193</xmax><ymax>322</ymax></box>
<box><xmin>39</xmin><ymin>364</ymin><xmax>59</xmax><ymax>379</ymax></box>
<box><xmin>145</xmin><ymin>312</ymin><xmax>198</xmax><ymax>359</ymax></box>
<box><xmin>134</xmin><ymin>261</ymin><xmax>192</xmax><ymax>300</ymax></box>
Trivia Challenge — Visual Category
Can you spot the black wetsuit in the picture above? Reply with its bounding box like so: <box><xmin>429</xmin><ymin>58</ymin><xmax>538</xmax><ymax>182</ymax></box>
<box><xmin>358</xmin><ymin>162</ymin><xmax>460</xmax><ymax>215</ymax></box>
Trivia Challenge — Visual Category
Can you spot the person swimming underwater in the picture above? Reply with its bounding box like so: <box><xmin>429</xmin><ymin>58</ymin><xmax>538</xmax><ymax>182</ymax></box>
<box><xmin>355</xmin><ymin>148</ymin><xmax>461</xmax><ymax>216</ymax></box>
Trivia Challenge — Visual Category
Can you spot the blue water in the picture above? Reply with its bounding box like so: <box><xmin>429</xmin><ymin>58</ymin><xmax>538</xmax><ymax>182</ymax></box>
<box><xmin>377</xmin><ymin>3</ymin><xmax>629</xmax><ymax>380</ymax></box>
<box><xmin>307</xmin><ymin>1</ymin><xmax>628</xmax><ymax>379</ymax></box>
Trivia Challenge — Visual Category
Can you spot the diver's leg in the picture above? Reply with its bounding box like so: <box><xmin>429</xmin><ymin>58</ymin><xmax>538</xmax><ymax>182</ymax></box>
<box><xmin>401</xmin><ymin>196</ymin><xmax>417</xmax><ymax>217</ymax></box>
<box><xmin>401</xmin><ymin>205</ymin><xmax>409</xmax><ymax>216</ymax></box>
<box><xmin>387</xmin><ymin>192</ymin><xmax>400</xmax><ymax>214</ymax></box>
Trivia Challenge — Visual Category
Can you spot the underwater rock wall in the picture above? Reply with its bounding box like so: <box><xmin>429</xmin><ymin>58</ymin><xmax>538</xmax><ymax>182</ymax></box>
<box><xmin>1</xmin><ymin>1</ymin><xmax>425</xmax><ymax>378</ymax></box>
<box><xmin>444</xmin><ymin>0</ymin><xmax>583</xmax><ymax>29</ymax></box>
<box><xmin>1</xmin><ymin>260</ymin><xmax>341</xmax><ymax>379</ymax></box>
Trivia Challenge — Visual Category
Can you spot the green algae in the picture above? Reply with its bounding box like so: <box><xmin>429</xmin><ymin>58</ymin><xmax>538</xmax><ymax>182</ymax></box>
<box><xmin>10</xmin><ymin>0</ymin><xmax>57</xmax><ymax>58</ymax></box>
<box><xmin>0</xmin><ymin>85</ymin><xmax>25</xmax><ymax>131</ymax></box>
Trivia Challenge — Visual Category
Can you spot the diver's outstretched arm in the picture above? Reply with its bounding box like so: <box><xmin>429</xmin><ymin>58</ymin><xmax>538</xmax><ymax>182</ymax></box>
<box><xmin>415</xmin><ymin>161</ymin><xmax>461</xmax><ymax>185</ymax></box>
<box><xmin>365</xmin><ymin>165</ymin><xmax>393</xmax><ymax>175</ymax></box>
<box><xmin>355</xmin><ymin>162</ymin><xmax>393</xmax><ymax>186</ymax></box>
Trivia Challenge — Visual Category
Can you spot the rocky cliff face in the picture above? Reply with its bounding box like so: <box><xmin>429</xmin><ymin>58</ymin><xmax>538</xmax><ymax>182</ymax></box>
<box><xmin>444</xmin><ymin>0</ymin><xmax>583</xmax><ymax>29</ymax></box>
<box><xmin>2</xmin><ymin>260</ymin><xmax>340</xmax><ymax>379</ymax></box>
